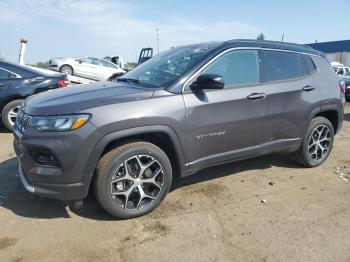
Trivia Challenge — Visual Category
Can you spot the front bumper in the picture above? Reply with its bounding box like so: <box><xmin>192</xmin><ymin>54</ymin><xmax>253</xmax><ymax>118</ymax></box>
<box><xmin>13</xmin><ymin>122</ymin><xmax>99</xmax><ymax>201</ymax></box>
<box><xmin>18</xmin><ymin>163</ymin><xmax>90</xmax><ymax>201</ymax></box>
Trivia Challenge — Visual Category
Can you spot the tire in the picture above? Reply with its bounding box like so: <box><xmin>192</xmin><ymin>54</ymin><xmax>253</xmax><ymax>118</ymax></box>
<box><xmin>1</xmin><ymin>99</ymin><xmax>24</xmax><ymax>131</ymax></box>
<box><xmin>59</xmin><ymin>64</ymin><xmax>73</xmax><ymax>75</ymax></box>
<box><xmin>94</xmin><ymin>142</ymin><xmax>172</xmax><ymax>219</ymax></box>
<box><xmin>295</xmin><ymin>116</ymin><xmax>334</xmax><ymax>167</ymax></box>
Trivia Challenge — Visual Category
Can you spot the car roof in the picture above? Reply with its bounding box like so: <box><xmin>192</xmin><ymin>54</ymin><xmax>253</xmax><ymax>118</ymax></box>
<box><xmin>177</xmin><ymin>39</ymin><xmax>325</xmax><ymax>58</ymax></box>
<box><xmin>0</xmin><ymin>60</ymin><xmax>63</xmax><ymax>77</ymax></box>
<box><xmin>0</xmin><ymin>60</ymin><xmax>42</xmax><ymax>76</ymax></box>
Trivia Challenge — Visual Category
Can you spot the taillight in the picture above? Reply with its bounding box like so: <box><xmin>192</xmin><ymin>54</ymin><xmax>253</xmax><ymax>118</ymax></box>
<box><xmin>58</xmin><ymin>79</ymin><xmax>69</xmax><ymax>88</ymax></box>
<box><xmin>339</xmin><ymin>80</ymin><xmax>346</xmax><ymax>94</ymax></box>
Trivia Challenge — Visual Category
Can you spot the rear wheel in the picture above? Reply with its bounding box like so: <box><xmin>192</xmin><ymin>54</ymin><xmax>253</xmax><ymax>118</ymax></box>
<box><xmin>59</xmin><ymin>64</ymin><xmax>73</xmax><ymax>75</ymax></box>
<box><xmin>94</xmin><ymin>142</ymin><xmax>172</xmax><ymax>219</ymax></box>
<box><xmin>1</xmin><ymin>99</ymin><xmax>24</xmax><ymax>131</ymax></box>
<box><xmin>296</xmin><ymin>117</ymin><xmax>334</xmax><ymax>167</ymax></box>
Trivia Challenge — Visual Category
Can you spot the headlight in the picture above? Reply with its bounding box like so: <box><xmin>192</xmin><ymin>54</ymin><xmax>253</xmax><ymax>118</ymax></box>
<box><xmin>30</xmin><ymin>114</ymin><xmax>90</xmax><ymax>132</ymax></box>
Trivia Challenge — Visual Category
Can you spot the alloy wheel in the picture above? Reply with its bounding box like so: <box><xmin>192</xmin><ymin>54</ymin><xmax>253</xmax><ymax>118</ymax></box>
<box><xmin>308</xmin><ymin>124</ymin><xmax>332</xmax><ymax>161</ymax></box>
<box><xmin>110</xmin><ymin>155</ymin><xmax>164</xmax><ymax>210</ymax></box>
<box><xmin>7</xmin><ymin>105</ymin><xmax>20</xmax><ymax>126</ymax></box>
<box><xmin>61</xmin><ymin>66</ymin><xmax>72</xmax><ymax>75</ymax></box>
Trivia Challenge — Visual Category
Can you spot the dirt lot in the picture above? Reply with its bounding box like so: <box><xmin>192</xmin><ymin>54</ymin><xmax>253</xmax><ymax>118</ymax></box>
<box><xmin>0</xmin><ymin>104</ymin><xmax>349</xmax><ymax>262</ymax></box>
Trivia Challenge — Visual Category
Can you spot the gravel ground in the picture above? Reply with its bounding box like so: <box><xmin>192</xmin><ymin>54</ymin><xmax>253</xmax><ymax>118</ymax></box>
<box><xmin>0</xmin><ymin>104</ymin><xmax>349</xmax><ymax>262</ymax></box>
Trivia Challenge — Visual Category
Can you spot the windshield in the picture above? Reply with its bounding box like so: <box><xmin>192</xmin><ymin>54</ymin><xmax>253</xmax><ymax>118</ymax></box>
<box><xmin>119</xmin><ymin>43</ymin><xmax>220</xmax><ymax>88</ymax></box>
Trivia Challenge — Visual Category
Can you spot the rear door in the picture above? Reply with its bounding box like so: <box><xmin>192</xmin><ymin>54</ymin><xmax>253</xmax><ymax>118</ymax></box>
<box><xmin>183</xmin><ymin>49</ymin><xmax>267</xmax><ymax>164</ymax></box>
<box><xmin>0</xmin><ymin>67</ymin><xmax>24</xmax><ymax>109</ymax></box>
<box><xmin>0</xmin><ymin>68</ymin><xmax>19</xmax><ymax>102</ymax></box>
<box><xmin>260</xmin><ymin>50</ymin><xmax>320</xmax><ymax>143</ymax></box>
<box><xmin>0</xmin><ymin>68</ymin><xmax>11</xmax><ymax>98</ymax></box>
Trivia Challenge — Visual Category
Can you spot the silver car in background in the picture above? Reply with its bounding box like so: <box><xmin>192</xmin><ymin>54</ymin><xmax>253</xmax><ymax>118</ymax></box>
<box><xmin>49</xmin><ymin>57</ymin><xmax>125</xmax><ymax>81</ymax></box>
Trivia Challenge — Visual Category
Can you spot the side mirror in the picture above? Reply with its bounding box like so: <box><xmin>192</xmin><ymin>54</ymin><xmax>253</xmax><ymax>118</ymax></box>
<box><xmin>190</xmin><ymin>74</ymin><xmax>225</xmax><ymax>91</ymax></box>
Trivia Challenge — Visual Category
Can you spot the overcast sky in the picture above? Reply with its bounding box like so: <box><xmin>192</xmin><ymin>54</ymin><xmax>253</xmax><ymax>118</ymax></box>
<box><xmin>0</xmin><ymin>0</ymin><xmax>349</xmax><ymax>64</ymax></box>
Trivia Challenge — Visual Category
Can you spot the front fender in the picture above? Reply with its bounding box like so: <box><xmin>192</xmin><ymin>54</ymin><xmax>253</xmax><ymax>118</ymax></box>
<box><xmin>83</xmin><ymin>125</ymin><xmax>187</xmax><ymax>180</ymax></box>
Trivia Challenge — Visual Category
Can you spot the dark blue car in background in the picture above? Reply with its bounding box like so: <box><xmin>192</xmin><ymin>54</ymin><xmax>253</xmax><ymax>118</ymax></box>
<box><xmin>0</xmin><ymin>60</ymin><xmax>69</xmax><ymax>130</ymax></box>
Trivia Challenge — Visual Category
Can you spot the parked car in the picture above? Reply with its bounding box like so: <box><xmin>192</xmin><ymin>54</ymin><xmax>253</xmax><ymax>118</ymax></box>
<box><xmin>0</xmin><ymin>60</ymin><xmax>69</xmax><ymax>131</ymax></box>
<box><xmin>49</xmin><ymin>57</ymin><xmax>125</xmax><ymax>81</ymax></box>
<box><xmin>333</xmin><ymin>65</ymin><xmax>350</xmax><ymax>76</ymax></box>
<box><xmin>340</xmin><ymin>72</ymin><xmax>350</xmax><ymax>101</ymax></box>
<box><xmin>14</xmin><ymin>40</ymin><xmax>345</xmax><ymax>219</ymax></box>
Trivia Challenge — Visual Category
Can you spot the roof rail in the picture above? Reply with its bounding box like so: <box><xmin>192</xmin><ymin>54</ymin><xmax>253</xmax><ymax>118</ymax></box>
<box><xmin>225</xmin><ymin>39</ymin><xmax>313</xmax><ymax>49</ymax></box>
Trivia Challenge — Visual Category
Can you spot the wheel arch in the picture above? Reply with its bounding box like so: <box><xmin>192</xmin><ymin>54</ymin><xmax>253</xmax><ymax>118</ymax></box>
<box><xmin>84</xmin><ymin>126</ymin><xmax>186</xmax><ymax>182</ymax></box>
<box><xmin>303</xmin><ymin>105</ymin><xmax>341</xmax><ymax>139</ymax></box>
<box><xmin>0</xmin><ymin>96</ymin><xmax>26</xmax><ymax>113</ymax></box>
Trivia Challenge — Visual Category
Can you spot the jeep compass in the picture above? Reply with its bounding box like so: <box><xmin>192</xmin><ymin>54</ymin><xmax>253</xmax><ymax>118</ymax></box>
<box><xmin>13</xmin><ymin>40</ymin><xmax>345</xmax><ymax>219</ymax></box>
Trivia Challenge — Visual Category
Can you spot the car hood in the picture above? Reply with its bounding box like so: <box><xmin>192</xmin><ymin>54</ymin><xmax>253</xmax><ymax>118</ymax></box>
<box><xmin>23</xmin><ymin>81</ymin><xmax>155</xmax><ymax>115</ymax></box>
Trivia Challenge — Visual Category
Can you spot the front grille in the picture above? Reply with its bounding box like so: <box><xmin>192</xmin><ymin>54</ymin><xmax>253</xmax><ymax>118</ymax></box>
<box><xmin>15</xmin><ymin>110</ymin><xmax>32</xmax><ymax>132</ymax></box>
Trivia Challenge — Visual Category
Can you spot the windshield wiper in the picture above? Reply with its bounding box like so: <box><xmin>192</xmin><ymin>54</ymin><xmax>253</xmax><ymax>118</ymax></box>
<box><xmin>117</xmin><ymin>78</ymin><xmax>140</xmax><ymax>85</ymax></box>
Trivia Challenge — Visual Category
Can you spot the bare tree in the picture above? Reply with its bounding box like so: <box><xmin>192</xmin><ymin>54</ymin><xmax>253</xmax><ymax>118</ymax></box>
<box><xmin>257</xmin><ymin>33</ymin><xmax>265</xmax><ymax>41</ymax></box>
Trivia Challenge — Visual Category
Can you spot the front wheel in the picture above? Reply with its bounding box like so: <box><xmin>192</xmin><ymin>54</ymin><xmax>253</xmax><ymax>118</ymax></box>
<box><xmin>296</xmin><ymin>116</ymin><xmax>334</xmax><ymax>167</ymax></box>
<box><xmin>94</xmin><ymin>142</ymin><xmax>172</xmax><ymax>219</ymax></box>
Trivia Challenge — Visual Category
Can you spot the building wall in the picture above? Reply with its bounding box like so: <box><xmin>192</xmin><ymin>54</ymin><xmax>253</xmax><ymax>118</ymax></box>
<box><xmin>326</xmin><ymin>52</ymin><xmax>350</xmax><ymax>66</ymax></box>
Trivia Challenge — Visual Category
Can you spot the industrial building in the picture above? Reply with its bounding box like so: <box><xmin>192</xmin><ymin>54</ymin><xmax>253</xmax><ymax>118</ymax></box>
<box><xmin>307</xmin><ymin>40</ymin><xmax>350</xmax><ymax>66</ymax></box>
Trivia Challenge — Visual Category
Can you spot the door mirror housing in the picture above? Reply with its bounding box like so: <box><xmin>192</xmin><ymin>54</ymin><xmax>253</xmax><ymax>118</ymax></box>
<box><xmin>190</xmin><ymin>74</ymin><xmax>225</xmax><ymax>91</ymax></box>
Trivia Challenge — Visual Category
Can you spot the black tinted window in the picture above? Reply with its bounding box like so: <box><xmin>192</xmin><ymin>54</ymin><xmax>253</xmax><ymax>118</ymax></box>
<box><xmin>302</xmin><ymin>55</ymin><xmax>317</xmax><ymax>74</ymax></box>
<box><xmin>262</xmin><ymin>51</ymin><xmax>303</xmax><ymax>82</ymax></box>
<box><xmin>203</xmin><ymin>50</ymin><xmax>259</xmax><ymax>87</ymax></box>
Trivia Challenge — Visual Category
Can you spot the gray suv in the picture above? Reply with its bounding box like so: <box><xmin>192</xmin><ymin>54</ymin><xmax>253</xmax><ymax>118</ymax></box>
<box><xmin>13</xmin><ymin>40</ymin><xmax>345</xmax><ymax>219</ymax></box>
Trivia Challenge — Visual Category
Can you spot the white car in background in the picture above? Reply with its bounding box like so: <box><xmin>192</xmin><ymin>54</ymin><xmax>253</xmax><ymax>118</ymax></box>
<box><xmin>49</xmin><ymin>57</ymin><xmax>125</xmax><ymax>81</ymax></box>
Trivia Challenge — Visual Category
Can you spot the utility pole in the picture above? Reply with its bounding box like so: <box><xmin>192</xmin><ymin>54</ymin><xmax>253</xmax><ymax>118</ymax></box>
<box><xmin>155</xmin><ymin>28</ymin><xmax>160</xmax><ymax>54</ymax></box>
<box><xmin>18</xmin><ymin>38</ymin><xmax>28</xmax><ymax>65</ymax></box>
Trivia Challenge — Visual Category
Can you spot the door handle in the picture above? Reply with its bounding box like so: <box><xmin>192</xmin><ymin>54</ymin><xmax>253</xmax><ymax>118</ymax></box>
<box><xmin>302</xmin><ymin>85</ymin><xmax>315</xmax><ymax>92</ymax></box>
<box><xmin>247</xmin><ymin>93</ymin><xmax>266</xmax><ymax>100</ymax></box>
<box><xmin>0</xmin><ymin>83</ymin><xmax>4</xmax><ymax>87</ymax></box>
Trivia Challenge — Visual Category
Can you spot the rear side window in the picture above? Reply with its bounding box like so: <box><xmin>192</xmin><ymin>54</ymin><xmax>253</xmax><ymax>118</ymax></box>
<box><xmin>302</xmin><ymin>55</ymin><xmax>317</xmax><ymax>74</ymax></box>
<box><xmin>202</xmin><ymin>50</ymin><xmax>259</xmax><ymax>87</ymax></box>
<box><xmin>0</xmin><ymin>68</ymin><xmax>16</xmax><ymax>79</ymax></box>
<box><xmin>262</xmin><ymin>51</ymin><xmax>303</xmax><ymax>82</ymax></box>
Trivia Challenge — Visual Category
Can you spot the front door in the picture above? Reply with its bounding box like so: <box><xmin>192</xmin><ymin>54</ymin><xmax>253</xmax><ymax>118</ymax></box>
<box><xmin>183</xmin><ymin>49</ymin><xmax>267</xmax><ymax>165</ymax></box>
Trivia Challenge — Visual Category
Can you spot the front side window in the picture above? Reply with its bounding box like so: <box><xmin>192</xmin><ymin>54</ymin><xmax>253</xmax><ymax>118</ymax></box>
<box><xmin>100</xmin><ymin>59</ymin><xmax>118</xmax><ymax>69</ymax></box>
<box><xmin>201</xmin><ymin>50</ymin><xmax>259</xmax><ymax>87</ymax></box>
<box><xmin>81</xmin><ymin>57</ymin><xmax>99</xmax><ymax>65</ymax></box>
<box><xmin>262</xmin><ymin>51</ymin><xmax>304</xmax><ymax>82</ymax></box>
